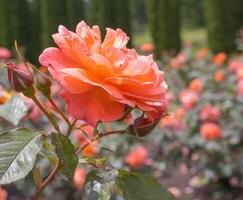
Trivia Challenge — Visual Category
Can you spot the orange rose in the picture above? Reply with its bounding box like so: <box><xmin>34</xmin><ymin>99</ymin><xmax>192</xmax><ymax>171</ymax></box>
<box><xmin>160</xmin><ymin>107</ymin><xmax>186</xmax><ymax>130</ymax></box>
<box><xmin>179</xmin><ymin>90</ymin><xmax>198</xmax><ymax>110</ymax></box>
<box><xmin>82</xmin><ymin>141</ymin><xmax>99</xmax><ymax>157</ymax></box>
<box><xmin>75</xmin><ymin>125</ymin><xmax>99</xmax><ymax>157</ymax></box>
<box><xmin>214</xmin><ymin>69</ymin><xmax>225</xmax><ymax>82</ymax></box>
<box><xmin>199</xmin><ymin>104</ymin><xmax>221</xmax><ymax>122</ymax></box>
<box><xmin>200</xmin><ymin>122</ymin><xmax>221</xmax><ymax>141</ymax></box>
<box><xmin>74</xmin><ymin>168</ymin><xmax>86</xmax><ymax>189</ymax></box>
<box><xmin>139</xmin><ymin>43</ymin><xmax>154</xmax><ymax>52</ymax></box>
<box><xmin>0</xmin><ymin>85</ymin><xmax>12</xmax><ymax>105</ymax></box>
<box><xmin>196</xmin><ymin>48</ymin><xmax>209</xmax><ymax>59</ymax></box>
<box><xmin>212</xmin><ymin>52</ymin><xmax>226</xmax><ymax>65</ymax></box>
<box><xmin>39</xmin><ymin>21</ymin><xmax>167</xmax><ymax>126</ymax></box>
<box><xmin>125</xmin><ymin>146</ymin><xmax>149</xmax><ymax>169</ymax></box>
<box><xmin>0</xmin><ymin>187</ymin><xmax>7</xmax><ymax>200</ymax></box>
<box><xmin>189</xmin><ymin>78</ymin><xmax>203</xmax><ymax>93</ymax></box>
<box><xmin>0</xmin><ymin>47</ymin><xmax>11</xmax><ymax>60</ymax></box>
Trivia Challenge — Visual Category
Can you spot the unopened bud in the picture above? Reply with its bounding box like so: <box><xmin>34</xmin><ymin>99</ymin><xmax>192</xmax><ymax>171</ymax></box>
<box><xmin>127</xmin><ymin>117</ymin><xmax>159</xmax><ymax>137</ymax></box>
<box><xmin>7</xmin><ymin>63</ymin><xmax>34</xmax><ymax>92</ymax></box>
<box><xmin>35</xmin><ymin>73</ymin><xmax>52</xmax><ymax>97</ymax></box>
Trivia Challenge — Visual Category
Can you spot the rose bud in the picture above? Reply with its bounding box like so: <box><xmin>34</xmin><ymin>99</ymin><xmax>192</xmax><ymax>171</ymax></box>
<box><xmin>35</xmin><ymin>73</ymin><xmax>52</xmax><ymax>97</ymax></box>
<box><xmin>128</xmin><ymin>116</ymin><xmax>160</xmax><ymax>137</ymax></box>
<box><xmin>7</xmin><ymin>63</ymin><xmax>34</xmax><ymax>92</ymax></box>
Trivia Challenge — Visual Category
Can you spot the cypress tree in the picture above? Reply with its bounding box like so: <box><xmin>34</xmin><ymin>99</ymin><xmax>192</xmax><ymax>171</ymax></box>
<box><xmin>0</xmin><ymin>0</ymin><xmax>11</xmax><ymax>48</ymax></box>
<box><xmin>116</xmin><ymin>0</ymin><xmax>132</xmax><ymax>46</ymax></box>
<box><xmin>90</xmin><ymin>0</ymin><xmax>118</xmax><ymax>36</ymax></box>
<box><xmin>89</xmin><ymin>0</ymin><xmax>102</xmax><ymax>26</ymax></box>
<box><xmin>40</xmin><ymin>0</ymin><xmax>68</xmax><ymax>49</ymax></box>
<box><xmin>66</xmin><ymin>0</ymin><xmax>85</xmax><ymax>30</ymax></box>
<box><xmin>0</xmin><ymin>0</ymin><xmax>32</xmax><ymax>54</ymax></box>
<box><xmin>147</xmin><ymin>0</ymin><xmax>181</xmax><ymax>58</ymax></box>
<box><xmin>204</xmin><ymin>0</ymin><xmax>240</xmax><ymax>53</ymax></box>
<box><xmin>90</xmin><ymin>0</ymin><xmax>132</xmax><ymax>44</ymax></box>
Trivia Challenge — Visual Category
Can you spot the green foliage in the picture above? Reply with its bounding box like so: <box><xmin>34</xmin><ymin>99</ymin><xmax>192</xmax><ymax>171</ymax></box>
<box><xmin>51</xmin><ymin>133</ymin><xmax>78</xmax><ymax>180</ymax></box>
<box><xmin>90</xmin><ymin>0</ymin><xmax>132</xmax><ymax>43</ymax></box>
<box><xmin>116</xmin><ymin>0</ymin><xmax>132</xmax><ymax>46</ymax></box>
<box><xmin>147</xmin><ymin>0</ymin><xmax>181</xmax><ymax>58</ymax></box>
<box><xmin>39</xmin><ymin>0</ymin><xmax>67</xmax><ymax>49</ymax></box>
<box><xmin>203</xmin><ymin>0</ymin><xmax>242</xmax><ymax>53</ymax></box>
<box><xmin>0</xmin><ymin>0</ymin><xmax>32</xmax><ymax>56</ymax></box>
<box><xmin>39</xmin><ymin>0</ymin><xmax>85</xmax><ymax>49</ymax></box>
<box><xmin>66</xmin><ymin>0</ymin><xmax>85</xmax><ymax>30</ymax></box>
<box><xmin>0</xmin><ymin>128</ymin><xmax>42</xmax><ymax>185</ymax></box>
<box><xmin>117</xmin><ymin>170</ymin><xmax>175</xmax><ymax>200</ymax></box>
<box><xmin>82</xmin><ymin>169</ymin><xmax>118</xmax><ymax>200</ymax></box>
<box><xmin>0</xmin><ymin>96</ymin><xmax>28</xmax><ymax>126</ymax></box>
<box><xmin>82</xmin><ymin>169</ymin><xmax>174</xmax><ymax>200</ymax></box>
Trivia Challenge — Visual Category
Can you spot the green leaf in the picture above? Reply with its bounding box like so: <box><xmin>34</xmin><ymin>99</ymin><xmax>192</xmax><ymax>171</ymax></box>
<box><xmin>116</xmin><ymin>170</ymin><xmax>175</xmax><ymax>200</ymax></box>
<box><xmin>0</xmin><ymin>96</ymin><xmax>28</xmax><ymax>126</ymax></box>
<box><xmin>51</xmin><ymin>133</ymin><xmax>78</xmax><ymax>180</ymax></box>
<box><xmin>83</xmin><ymin>169</ymin><xmax>118</xmax><ymax>200</ymax></box>
<box><xmin>0</xmin><ymin>128</ymin><xmax>42</xmax><ymax>185</ymax></box>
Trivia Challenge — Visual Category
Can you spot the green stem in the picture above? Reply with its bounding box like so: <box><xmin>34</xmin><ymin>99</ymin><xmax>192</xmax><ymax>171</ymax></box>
<box><xmin>33</xmin><ymin>159</ymin><xmax>61</xmax><ymax>200</ymax></box>
<box><xmin>47</xmin><ymin>97</ymin><xmax>71</xmax><ymax>127</ymax></box>
<box><xmin>32</xmin><ymin>95</ymin><xmax>61</xmax><ymax>134</ymax></box>
<box><xmin>76</xmin><ymin>129</ymin><xmax>126</xmax><ymax>154</ymax></box>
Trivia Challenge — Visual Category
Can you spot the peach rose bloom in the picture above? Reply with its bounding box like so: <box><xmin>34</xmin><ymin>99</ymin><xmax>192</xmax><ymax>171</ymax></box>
<box><xmin>199</xmin><ymin>104</ymin><xmax>221</xmax><ymax>122</ymax></box>
<box><xmin>212</xmin><ymin>52</ymin><xmax>226</xmax><ymax>65</ymax></box>
<box><xmin>189</xmin><ymin>78</ymin><xmax>203</xmax><ymax>93</ymax></box>
<box><xmin>228</xmin><ymin>60</ymin><xmax>243</xmax><ymax>72</ymax></box>
<box><xmin>196</xmin><ymin>48</ymin><xmax>209</xmax><ymax>59</ymax></box>
<box><xmin>82</xmin><ymin>141</ymin><xmax>99</xmax><ymax>157</ymax></box>
<box><xmin>0</xmin><ymin>187</ymin><xmax>7</xmax><ymax>200</ymax></box>
<box><xmin>214</xmin><ymin>69</ymin><xmax>225</xmax><ymax>82</ymax></box>
<box><xmin>139</xmin><ymin>43</ymin><xmax>154</xmax><ymax>52</ymax></box>
<box><xmin>0</xmin><ymin>85</ymin><xmax>12</xmax><ymax>105</ymax></box>
<box><xmin>160</xmin><ymin>107</ymin><xmax>186</xmax><ymax>131</ymax></box>
<box><xmin>75</xmin><ymin>125</ymin><xmax>99</xmax><ymax>157</ymax></box>
<box><xmin>74</xmin><ymin>168</ymin><xmax>86</xmax><ymax>189</ymax></box>
<box><xmin>200</xmin><ymin>122</ymin><xmax>221</xmax><ymax>141</ymax></box>
<box><xmin>125</xmin><ymin>146</ymin><xmax>149</xmax><ymax>169</ymax></box>
<box><xmin>39</xmin><ymin>21</ymin><xmax>167</xmax><ymax>126</ymax></box>
<box><xmin>179</xmin><ymin>90</ymin><xmax>198</xmax><ymax>110</ymax></box>
<box><xmin>0</xmin><ymin>47</ymin><xmax>11</xmax><ymax>59</ymax></box>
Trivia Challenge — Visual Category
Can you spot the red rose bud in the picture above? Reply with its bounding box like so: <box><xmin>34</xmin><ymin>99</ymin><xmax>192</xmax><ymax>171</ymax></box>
<box><xmin>7</xmin><ymin>63</ymin><xmax>34</xmax><ymax>92</ymax></box>
<box><xmin>128</xmin><ymin>116</ymin><xmax>160</xmax><ymax>137</ymax></box>
<box><xmin>35</xmin><ymin>73</ymin><xmax>52</xmax><ymax>97</ymax></box>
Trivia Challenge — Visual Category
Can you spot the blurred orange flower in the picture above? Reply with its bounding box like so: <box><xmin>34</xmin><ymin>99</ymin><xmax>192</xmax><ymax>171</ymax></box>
<box><xmin>125</xmin><ymin>146</ymin><xmax>149</xmax><ymax>169</ymax></box>
<box><xmin>189</xmin><ymin>78</ymin><xmax>203</xmax><ymax>93</ymax></box>
<box><xmin>212</xmin><ymin>52</ymin><xmax>226</xmax><ymax>65</ymax></box>
<box><xmin>82</xmin><ymin>141</ymin><xmax>99</xmax><ymax>157</ymax></box>
<box><xmin>179</xmin><ymin>90</ymin><xmax>198</xmax><ymax>110</ymax></box>
<box><xmin>74</xmin><ymin>168</ymin><xmax>86</xmax><ymax>190</ymax></box>
<box><xmin>139</xmin><ymin>43</ymin><xmax>154</xmax><ymax>52</ymax></box>
<box><xmin>214</xmin><ymin>69</ymin><xmax>225</xmax><ymax>82</ymax></box>
<box><xmin>199</xmin><ymin>104</ymin><xmax>221</xmax><ymax>122</ymax></box>
<box><xmin>0</xmin><ymin>187</ymin><xmax>7</xmax><ymax>200</ymax></box>
<box><xmin>196</xmin><ymin>48</ymin><xmax>209</xmax><ymax>59</ymax></box>
<box><xmin>200</xmin><ymin>122</ymin><xmax>221</xmax><ymax>141</ymax></box>
<box><xmin>39</xmin><ymin>21</ymin><xmax>167</xmax><ymax>127</ymax></box>
<box><xmin>160</xmin><ymin>107</ymin><xmax>186</xmax><ymax>130</ymax></box>
<box><xmin>0</xmin><ymin>47</ymin><xmax>11</xmax><ymax>60</ymax></box>
<box><xmin>0</xmin><ymin>86</ymin><xmax>12</xmax><ymax>105</ymax></box>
